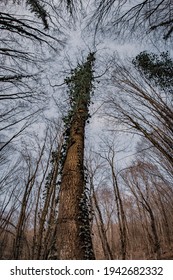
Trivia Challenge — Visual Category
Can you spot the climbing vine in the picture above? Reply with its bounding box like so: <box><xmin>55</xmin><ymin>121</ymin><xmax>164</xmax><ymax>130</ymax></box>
<box><xmin>78</xmin><ymin>178</ymin><xmax>94</xmax><ymax>259</ymax></box>
<box><xmin>58</xmin><ymin>52</ymin><xmax>96</xmax><ymax>259</ymax></box>
<box><xmin>59</xmin><ymin>52</ymin><xmax>96</xmax><ymax>176</ymax></box>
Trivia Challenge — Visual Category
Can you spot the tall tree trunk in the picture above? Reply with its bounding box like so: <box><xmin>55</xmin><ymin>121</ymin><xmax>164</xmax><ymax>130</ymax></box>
<box><xmin>51</xmin><ymin>53</ymin><xmax>96</xmax><ymax>259</ymax></box>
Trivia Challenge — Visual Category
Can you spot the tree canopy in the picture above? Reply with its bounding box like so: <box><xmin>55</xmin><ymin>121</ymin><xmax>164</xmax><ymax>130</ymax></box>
<box><xmin>92</xmin><ymin>0</ymin><xmax>173</xmax><ymax>40</ymax></box>
<box><xmin>132</xmin><ymin>51</ymin><xmax>173</xmax><ymax>94</ymax></box>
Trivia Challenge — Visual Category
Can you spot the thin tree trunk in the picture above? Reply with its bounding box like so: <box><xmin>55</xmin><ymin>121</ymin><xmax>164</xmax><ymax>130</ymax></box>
<box><xmin>36</xmin><ymin>148</ymin><xmax>61</xmax><ymax>259</ymax></box>
<box><xmin>92</xmin><ymin>188</ymin><xmax>114</xmax><ymax>259</ymax></box>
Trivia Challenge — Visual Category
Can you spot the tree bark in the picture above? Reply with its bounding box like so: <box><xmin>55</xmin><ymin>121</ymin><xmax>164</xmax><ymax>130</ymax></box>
<box><xmin>52</xmin><ymin>53</ymin><xmax>95</xmax><ymax>259</ymax></box>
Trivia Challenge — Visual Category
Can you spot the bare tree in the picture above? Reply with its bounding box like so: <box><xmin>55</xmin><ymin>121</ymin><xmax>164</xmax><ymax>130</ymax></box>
<box><xmin>92</xmin><ymin>0</ymin><xmax>173</xmax><ymax>40</ymax></box>
<box><xmin>104</xmin><ymin>56</ymin><xmax>173</xmax><ymax>168</ymax></box>
<box><xmin>104</xmin><ymin>146</ymin><xmax>128</xmax><ymax>260</ymax></box>
<box><xmin>87</xmin><ymin>158</ymin><xmax>114</xmax><ymax>259</ymax></box>
<box><xmin>35</xmin><ymin>136</ymin><xmax>63</xmax><ymax>259</ymax></box>
<box><xmin>121</xmin><ymin>160</ymin><xmax>173</xmax><ymax>259</ymax></box>
<box><xmin>13</xmin><ymin>133</ymin><xmax>48</xmax><ymax>259</ymax></box>
<box><xmin>0</xmin><ymin>0</ymin><xmax>67</xmax><ymax>155</ymax></box>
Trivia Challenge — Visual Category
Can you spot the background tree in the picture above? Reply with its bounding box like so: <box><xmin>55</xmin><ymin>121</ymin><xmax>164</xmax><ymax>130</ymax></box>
<box><xmin>92</xmin><ymin>0</ymin><xmax>173</xmax><ymax>40</ymax></box>
<box><xmin>3</xmin><ymin>0</ymin><xmax>81</xmax><ymax>28</ymax></box>
<box><xmin>0</xmin><ymin>119</ymin><xmax>63</xmax><ymax>259</ymax></box>
<box><xmin>86</xmin><ymin>154</ymin><xmax>114</xmax><ymax>260</ymax></box>
<box><xmin>104</xmin><ymin>55</ymin><xmax>173</xmax><ymax>168</ymax></box>
<box><xmin>132</xmin><ymin>51</ymin><xmax>173</xmax><ymax>95</ymax></box>
<box><xmin>0</xmin><ymin>0</ymin><xmax>68</xmax><ymax>176</ymax></box>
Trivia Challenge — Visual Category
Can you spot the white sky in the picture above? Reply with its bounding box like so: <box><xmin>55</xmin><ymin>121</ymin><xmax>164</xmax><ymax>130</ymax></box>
<box><xmin>0</xmin><ymin>0</ymin><xmax>171</xmax><ymax>171</ymax></box>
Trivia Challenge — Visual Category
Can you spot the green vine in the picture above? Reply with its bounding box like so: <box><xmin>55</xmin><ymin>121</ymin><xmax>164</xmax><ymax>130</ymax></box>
<box><xmin>78</xmin><ymin>172</ymin><xmax>94</xmax><ymax>259</ymax></box>
<box><xmin>58</xmin><ymin>53</ymin><xmax>96</xmax><ymax>259</ymax></box>
<box><xmin>59</xmin><ymin>52</ymin><xmax>95</xmax><ymax>176</ymax></box>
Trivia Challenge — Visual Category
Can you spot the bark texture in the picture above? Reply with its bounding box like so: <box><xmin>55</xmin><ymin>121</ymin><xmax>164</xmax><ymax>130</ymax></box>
<box><xmin>52</xmin><ymin>53</ymin><xmax>95</xmax><ymax>259</ymax></box>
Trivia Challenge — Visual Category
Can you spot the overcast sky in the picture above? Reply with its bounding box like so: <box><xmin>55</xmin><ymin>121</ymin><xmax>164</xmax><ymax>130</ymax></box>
<box><xmin>1</xmin><ymin>0</ymin><xmax>171</xmax><ymax>170</ymax></box>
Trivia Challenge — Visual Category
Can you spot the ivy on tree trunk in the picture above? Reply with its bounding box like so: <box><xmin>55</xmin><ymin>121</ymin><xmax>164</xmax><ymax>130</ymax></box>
<box><xmin>49</xmin><ymin>53</ymin><xmax>96</xmax><ymax>260</ymax></box>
